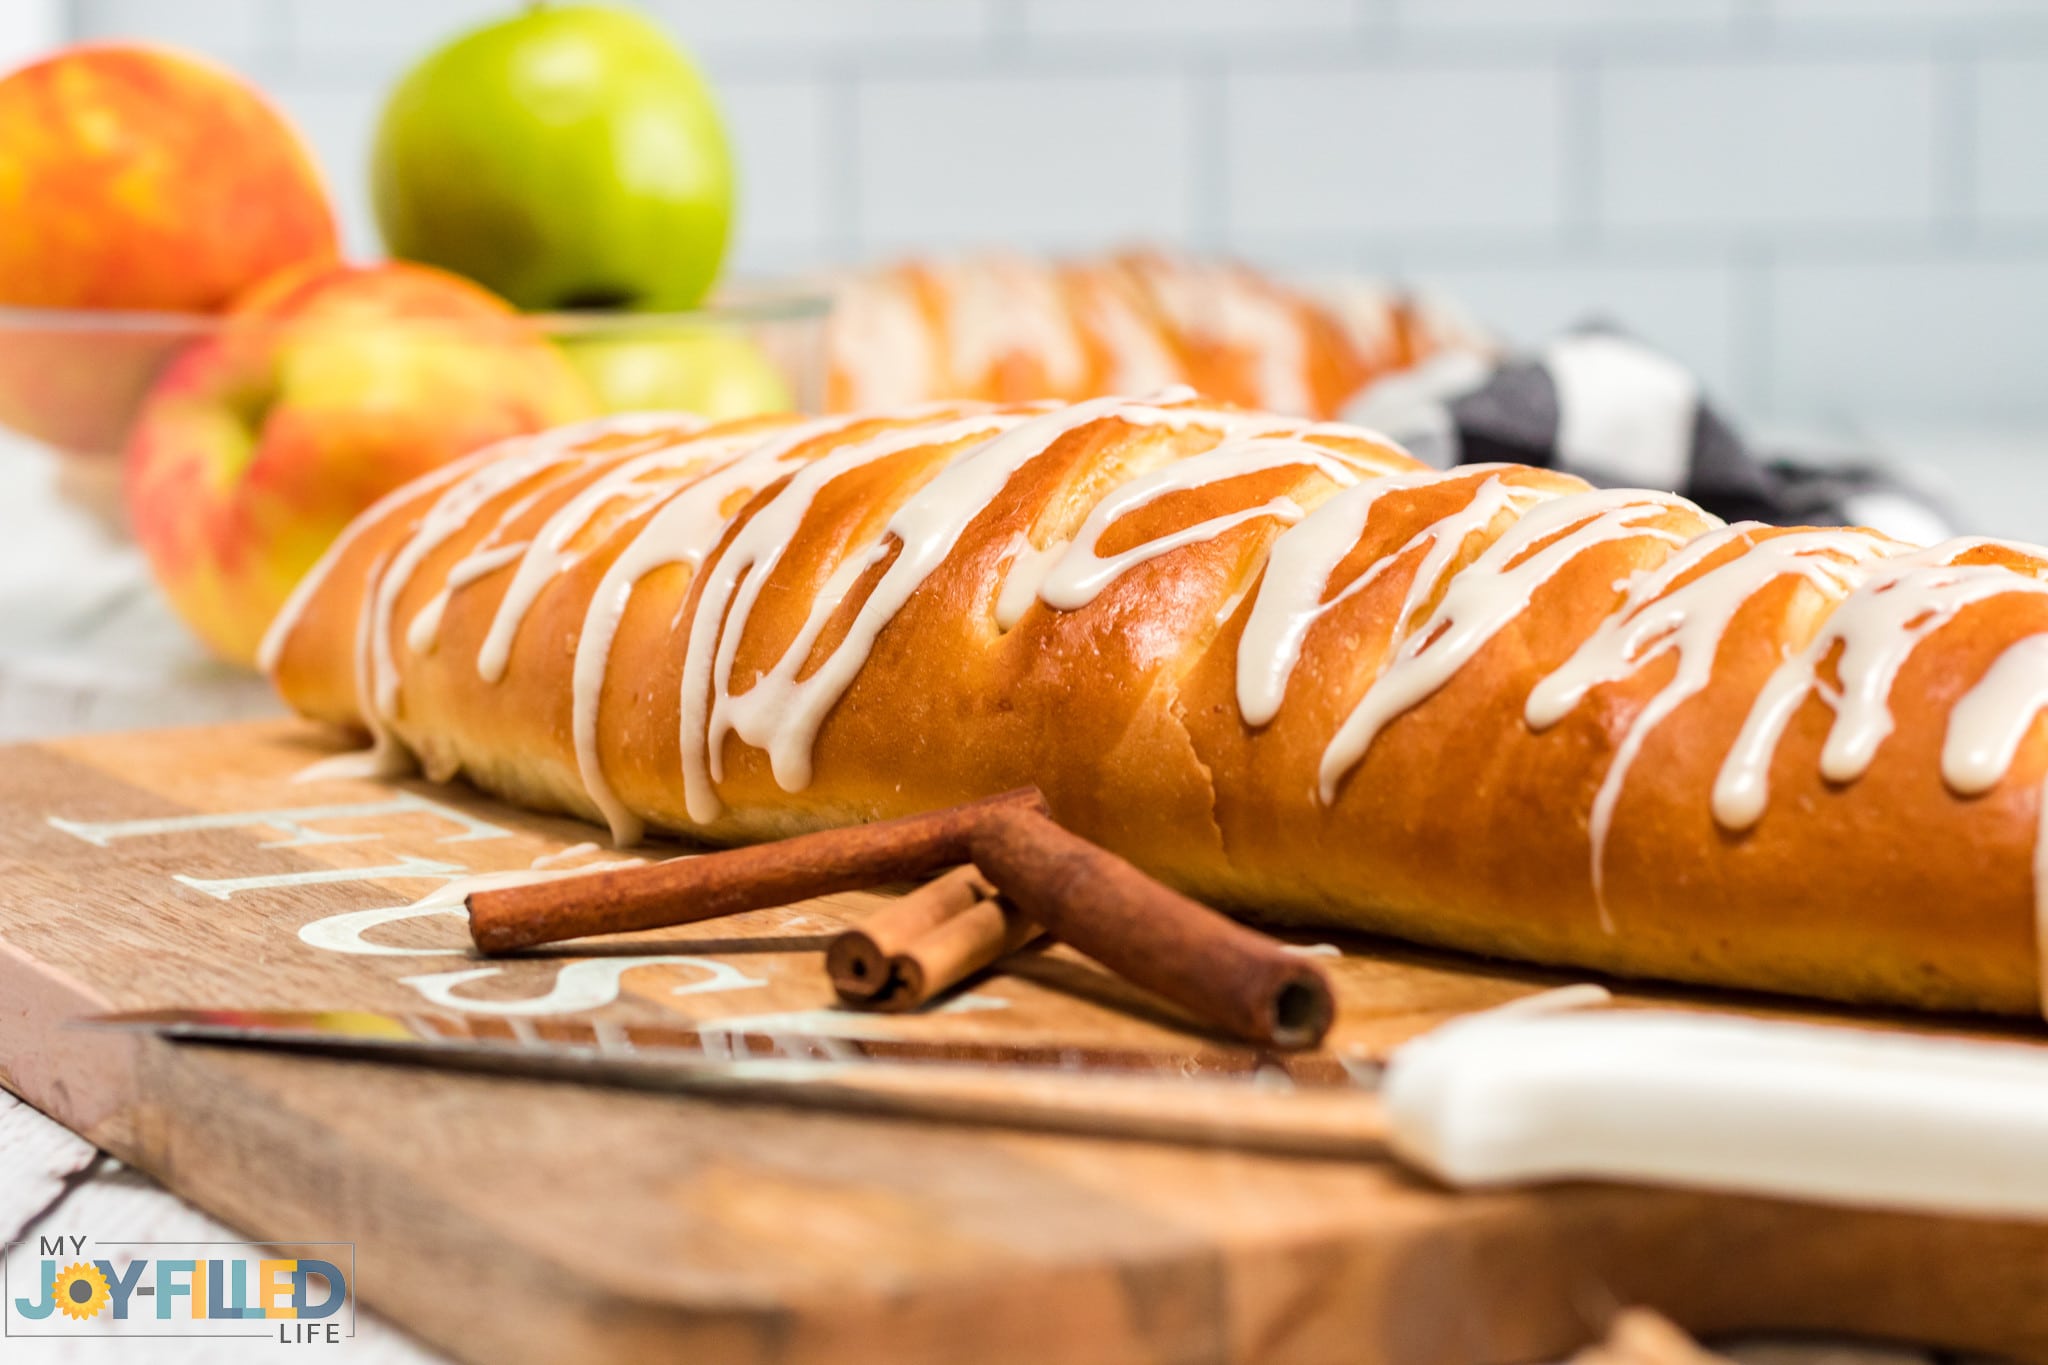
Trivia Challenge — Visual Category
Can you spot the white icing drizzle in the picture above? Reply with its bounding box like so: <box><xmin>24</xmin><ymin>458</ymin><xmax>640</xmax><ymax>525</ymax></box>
<box><xmin>472</xmin><ymin>420</ymin><xmax>712</xmax><ymax>682</ymax></box>
<box><xmin>348</xmin><ymin>548</ymin><xmax>416</xmax><ymax>779</ymax></box>
<box><xmin>1034</xmin><ymin>437</ymin><xmax>1371</xmax><ymax>613</ymax></box>
<box><xmin>528</xmin><ymin>841</ymin><xmax>610</xmax><ymax>870</ymax></box>
<box><xmin>1926</xmin><ymin>624</ymin><xmax>2048</xmax><ymax>1017</ymax></box>
<box><xmin>936</xmin><ymin>255</ymin><xmax>1089</xmax><ymax>395</ymax></box>
<box><xmin>405</xmin><ymin>540</ymin><xmax>532</xmax><ymax>655</ymax></box>
<box><xmin>291</xmin><ymin>747</ymin><xmax>401</xmax><ymax>783</ymax></box>
<box><xmin>1314</xmin><ymin>276</ymin><xmax>1402</xmax><ymax>370</ymax></box>
<box><xmin>258</xmin><ymin>441</ymin><xmax>507</xmax><ymax>674</ymax></box>
<box><xmin>1211</xmin><ymin>580</ymin><xmax>1253</xmax><ymax>630</ymax></box>
<box><xmin>1714</xmin><ymin>545</ymin><xmax>2048</xmax><ymax>831</ymax></box>
<box><xmin>1528</xmin><ymin>525</ymin><xmax>1893</xmax><ymax>920</ymax></box>
<box><xmin>403</xmin><ymin>427</ymin><xmax>708</xmax><ymax>663</ymax></box>
<box><xmin>364</xmin><ymin>421</ymin><xmax>641</xmax><ymax>729</ymax></box>
<box><xmin>288</xmin><ymin>415</ymin><xmax>689</xmax><ymax>778</ymax></box>
<box><xmin>1237</xmin><ymin>465</ymin><xmax>1512</xmax><ymax>729</ymax></box>
<box><xmin>1070</xmin><ymin>270</ymin><xmax>1183</xmax><ymax>395</ymax></box>
<box><xmin>993</xmin><ymin>534</ymin><xmax>1067</xmax><ymax>632</ymax></box>
<box><xmin>286</xmin><ymin>393</ymin><xmax>2048</xmax><ymax>1017</ymax></box>
<box><xmin>1319</xmin><ymin>486</ymin><xmax>1700</xmax><ymax>803</ymax></box>
<box><xmin>1945</xmin><ymin>634</ymin><xmax>2048</xmax><ymax>796</ymax></box>
<box><xmin>826</xmin><ymin>270</ymin><xmax>938</xmax><ymax>409</ymax></box>
<box><xmin>1133</xmin><ymin>256</ymin><xmax>1315</xmax><ymax>415</ymax></box>
<box><xmin>680</xmin><ymin>390</ymin><xmax>1310</xmax><ymax>821</ymax></box>
<box><xmin>679</xmin><ymin>410</ymin><xmax>1033</xmax><ymax>821</ymax></box>
<box><xmin>570</xmin><ymin>412</ymin><xmax>870</xmax><ymax>843</ymax></box>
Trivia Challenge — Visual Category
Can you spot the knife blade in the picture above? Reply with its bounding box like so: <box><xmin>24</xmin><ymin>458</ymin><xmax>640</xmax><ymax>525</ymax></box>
<box><xmin>79</xmin><ymin>1006</ymin><xmax>1362</xmax><ymax>1082</ymax></box>
<box><xmin>80</xmin><ymin>1005</ymin><xmax>1390</xmax><ymax>1159</ymax></box>
<box><xmin>78</xmin><ymin>997</ymin><xmax>2048</xmax><ymax>1221</ymax></box>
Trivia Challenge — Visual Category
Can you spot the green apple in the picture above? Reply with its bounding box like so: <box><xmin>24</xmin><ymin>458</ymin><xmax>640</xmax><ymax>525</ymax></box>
<box><xmin>373</xmin><ymin>4</ymin><xmax>734</xmax><ymax>312</ymax></box>
<box><xmin>563</xmin><ymin>328</ymin><xmax>793</xmax><ymax>421</ymax></box>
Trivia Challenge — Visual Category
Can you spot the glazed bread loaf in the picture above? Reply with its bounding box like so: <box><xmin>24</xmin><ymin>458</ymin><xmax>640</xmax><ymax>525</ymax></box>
<box><xmin>822</xmin><ymin>249</ymin><xmax>1487</xmax><ymax>418</ymax></box>
<box><xmin>264</xmin><ymin>393</ymin><xmax>2048</xmax><ymax>1017</ymax></box>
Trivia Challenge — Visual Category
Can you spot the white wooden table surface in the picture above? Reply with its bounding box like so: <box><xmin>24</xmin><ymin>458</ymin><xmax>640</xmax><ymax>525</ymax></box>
<box><xmin>0</xmin><ymin>430</ymin><xmax>2009</xmax><ymax>1365</ymax></box>
<box><xmin>0</xmin><ymin>437</ymin><xmax>441</xmax><ymax>1363</ymax></box>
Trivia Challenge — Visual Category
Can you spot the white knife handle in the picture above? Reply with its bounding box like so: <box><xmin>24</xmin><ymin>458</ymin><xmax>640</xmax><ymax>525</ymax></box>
<box><xmin>1379</xmin><ymin>1007</ymin><xmax>2048</xmax><ymax>1220</ymax></box>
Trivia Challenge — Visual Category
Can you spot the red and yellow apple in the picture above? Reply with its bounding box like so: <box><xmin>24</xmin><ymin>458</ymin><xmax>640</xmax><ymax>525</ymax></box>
<box><xmin>0</xmin><ymin>43</ymin><xmax>336</xmax><ymax>311</ymax></box>
<box><xmin>0</xmin><ymin>43</ymin><xmax>340</xmax><ymax>456</ymax></box>
<box><xmin>124</xmin><ymin>261</ymin><xmax>598</xmax><ymax>665</ymax></box>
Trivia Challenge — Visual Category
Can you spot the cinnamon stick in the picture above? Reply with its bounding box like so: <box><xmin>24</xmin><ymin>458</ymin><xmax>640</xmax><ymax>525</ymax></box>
<box><xmin>827</xmin><ymin>865</ymin><xmax>998</xmax><ymax>1003</ymax></box>
<box><xmin>468</xmin><ymin>788</ymin><xmax>1047</xmax><ymax>954</ymax></box>
<box><xmin>827</xmin><ymin>865</ymin><xmax>1047</xmax><ymax>1010</ymax></box>
<box><xmin>873</xmin><ymin>892</ymin><xmax>1045</xmax><ymax>1014</ymax></box>
<box><xmin>968</xmin><ymin>808</ymin><xmax>1334</xmax><ymax>1049</ymax></box>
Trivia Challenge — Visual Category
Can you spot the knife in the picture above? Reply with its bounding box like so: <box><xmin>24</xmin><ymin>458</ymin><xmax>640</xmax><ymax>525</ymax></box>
<box><xmin>81</xmin><ymin>993</ymin><xmax>2048</xmax><ymax>1221</ymax></box>
<box><xmin>78</xmin><ymin>1006</ymin><xmax>1363</xmax><ymax>1082</ymax></box>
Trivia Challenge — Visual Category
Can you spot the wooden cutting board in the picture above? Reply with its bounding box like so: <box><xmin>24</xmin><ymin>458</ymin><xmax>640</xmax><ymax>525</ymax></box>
<box><xmin>5</xmin><ymin>719</ymin><xmax>2048</xmax><ymax>1365</ymax></box>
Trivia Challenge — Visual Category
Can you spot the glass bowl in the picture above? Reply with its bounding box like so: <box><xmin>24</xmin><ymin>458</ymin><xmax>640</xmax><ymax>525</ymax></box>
<box><xmin>0</xmin><ymin>290</ymin><xmax>832</xmax><ymax>512</ymax></box>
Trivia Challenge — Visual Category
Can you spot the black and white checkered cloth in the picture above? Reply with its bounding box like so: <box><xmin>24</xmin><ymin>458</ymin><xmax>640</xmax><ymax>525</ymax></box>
<box><xmin>1345</xmin><ymin>327</ymin><xmax>1955</xmax><ymax>544</ymax></box>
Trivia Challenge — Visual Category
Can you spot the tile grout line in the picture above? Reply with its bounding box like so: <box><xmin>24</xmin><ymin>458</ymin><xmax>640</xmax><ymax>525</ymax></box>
<box><xmin>261</xmin><ymin>0</ymin><xmax>293</xmax><ymax>78</ymax></box>
<box><xmin>1934</xmin><ymin>43</ymin><xmax>1978</xmax><ymax>247</ymax></box>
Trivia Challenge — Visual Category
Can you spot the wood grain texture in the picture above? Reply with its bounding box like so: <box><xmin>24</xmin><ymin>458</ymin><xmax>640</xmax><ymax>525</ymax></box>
<box><xmin>4</xmin><ymin>719</ymin><xmax>2048</xmax><ymax>1365</ymax></box>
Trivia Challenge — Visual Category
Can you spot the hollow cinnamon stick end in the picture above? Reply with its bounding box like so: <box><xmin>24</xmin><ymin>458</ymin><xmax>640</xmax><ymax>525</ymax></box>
<box><xmin>826</xmin><ymin>930</ymin><xmax>893</xmax><ymax>1004</ymax></box>
<box><xmin>866</xmin><ymin>959</ymin><xmax>931</xmax><ymax>1015</ymax></box>
<box><xmin>1267</xmin><ymin>966</ymin><xmax>1338</xmax><ymax>1050</ymax></box>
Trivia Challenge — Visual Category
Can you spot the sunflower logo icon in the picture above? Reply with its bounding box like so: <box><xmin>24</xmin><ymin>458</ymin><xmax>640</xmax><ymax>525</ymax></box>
<box><xmin>51</xmin><ymin>1262</ymin><xmax>110</xmax><ymax>1321</ymax></box>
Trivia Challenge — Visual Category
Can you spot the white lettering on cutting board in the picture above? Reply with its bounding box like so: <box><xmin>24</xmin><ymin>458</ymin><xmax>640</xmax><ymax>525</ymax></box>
<box><xmin>174</xmin><ymin>855</ymin><xmax>471</xmax><ymax>901</ymax></box>
<box><xmin>399</xmin><ymin>958</ymin><xmax>767</xmax><ymax>1017</ymax></box>
<box><xmin>296</xmin><ymin>903</ymin><xmax>469</xmax><ymax>957</ymax></box>
<box><xmin>45</xmin><ymin>794</ymin><xmax>773</xmax><ymax>1018</ymax></box>
<box><xmin>47</xmin><ymin>793</ymin><xmax>511</xmax><ymax>848</ymax></box>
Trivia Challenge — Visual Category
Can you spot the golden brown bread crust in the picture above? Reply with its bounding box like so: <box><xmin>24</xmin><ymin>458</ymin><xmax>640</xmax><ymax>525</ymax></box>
<box><xmin>823</xmin><ymin>250</ymin><xmax>1475</xmax><ymax>418</ymax></box>
<box><xmin>266</xmin><ymin>397</ymin><xmax>2048</xmax><ymax>1017</ymax></box>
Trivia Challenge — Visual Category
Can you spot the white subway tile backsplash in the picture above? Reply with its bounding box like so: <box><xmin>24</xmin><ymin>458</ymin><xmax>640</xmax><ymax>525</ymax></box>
<box><xmin>281</xmin><ymin>0</ymin><xmax>499</xmax><ymax>68</ymax></box>
<box><xmin>1019</xmin><ymin>0</ymin><xmax>1357</xmax><ymax>46</ymax></box>
<box><xmin>72</xmin><ymin>0</ymin><xmax>270</xmax><ymax>66</ymax></box>
<box><xmin>1224</xmin><ymin>66</ymin><xmax>1567</xmax><ymax>239</ymax></box>
<box><xmin>25</xmin><ymin>0</ymin><xmax>2048</xmax><ymax>422</ymax></box>
<box><xmin>719</xmin><ymin>79</ymin><xmax>833</xmax><ymax>268</ymax></box>
<box><xmin>854</xmin><ymin>72</ymin><xmax>1195</xmax><ymax>251</ymax></box>
<box><xmin>1771</xmin><ymin>257</ymin><xmax>2048</xmax><ymax>421</ymax></box>
<box><xmin>1404</xmin><ymin>259</ymin><xmax>1745</xmax><ymax>403</ymax></box>
<box><xmin>1601</xmin><ymin>60</ymin><xmax>1938</xmax><ymax>233</ymax></box>
<box><xmin>0</xmin><ymin>1</ymin><xmax>62</xmax><ymax>73</ymax></box>
<box><xmin>1768</xmin><ymin>0</ymin><xmax>2048</xmax><ymax>27</ymax></box>
<box><xmin>652</xmin><ymin>0</ymin><xmax>997</xmax><ymax>62</ymax></box>
<box><xmin>1975</xmin><ymin>59</ymin><xmax>2048</xmax><ymax>223</ymax></box>
<box><xmin>1394</xmin><ymin>0</ymin><xmax>1735</xmax><ymax>33</ymax></box>
<box><xmin>268</xmin><ymin>82</ymin><xmax>384</xmax><ymax>257</ymax></box>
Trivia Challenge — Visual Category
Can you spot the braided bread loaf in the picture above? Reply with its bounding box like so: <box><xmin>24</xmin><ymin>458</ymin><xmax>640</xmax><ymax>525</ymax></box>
<box><xmin>263</xmin><ymin>392</ymin><xmax>2048</xmax><ymax>1017</ymax></box>
<box><xmin>823</xmin><ymin>249</ymin><xmax>1486</xmax><ymax>418</ymax></box>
